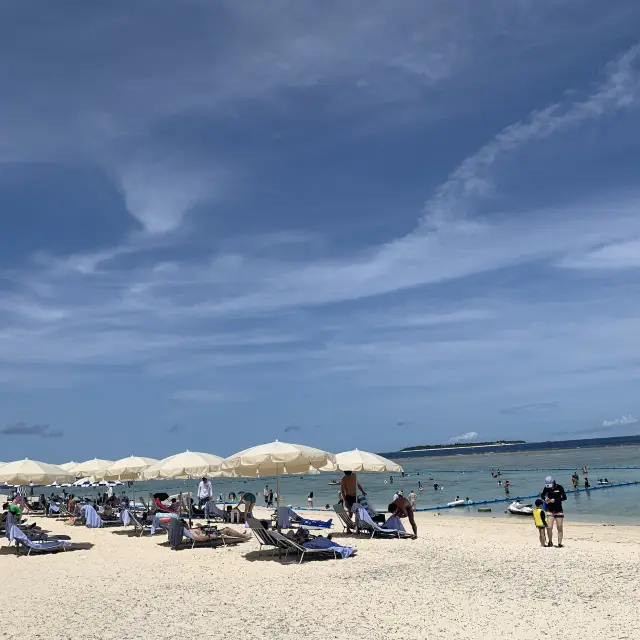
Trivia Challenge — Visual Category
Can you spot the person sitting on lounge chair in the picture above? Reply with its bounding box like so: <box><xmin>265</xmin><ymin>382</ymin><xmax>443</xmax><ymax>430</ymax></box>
<box><xmin>388</xmin><ymin>495</ymin><xmax>418</xmax><ymax>538</ymax></box>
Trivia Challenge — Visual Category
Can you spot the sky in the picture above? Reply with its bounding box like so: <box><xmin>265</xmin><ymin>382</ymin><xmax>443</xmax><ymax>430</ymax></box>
<box><xmin>1</xmin><ymin>1</ymin><xmax>640</xmax><ymax>462</ymax></box>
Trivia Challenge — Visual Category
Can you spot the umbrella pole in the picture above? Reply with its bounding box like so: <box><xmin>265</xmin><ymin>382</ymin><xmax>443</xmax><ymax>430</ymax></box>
<box><xmin>276</xmin><ymin>464</ymin><xmax>281</xmax><ymax>532</ymax></box>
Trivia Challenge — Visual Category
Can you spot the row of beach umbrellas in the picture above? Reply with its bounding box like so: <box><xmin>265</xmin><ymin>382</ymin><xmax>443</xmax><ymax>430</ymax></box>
<box><xmin>0</xmin><ymin>442</ymin><xmax>403</xmax><ymax>490</ymax></box>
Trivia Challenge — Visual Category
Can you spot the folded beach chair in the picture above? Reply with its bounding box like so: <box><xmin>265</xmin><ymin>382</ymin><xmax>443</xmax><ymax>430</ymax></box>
<box><xmin>9</xmin><ymin>525</ymin><xmax>72</xmax><ymax>555</ymax></box>
<box><xmin>333</xmin><ymin>504</ymin><xmax>357</xmax><ymax>534</ymax></box>
<box><xmin>206</xmin><ymin>502</ymin><xmax>228</xmax><ymax>521</ymax></box>
<box><xmin>247</xmin><ymin>517</ymin><xmax>283</xmax><ymax>556</ymax></box>
<box><xmin>127</xmin><ymin>510</ymin><xmax>151</xmax><ymax>536</ymax></box>
<box><xmin>269</xmin><ymin>531</ymin><xmax>354</xmax><ymax>563</ymax></box>
<box><xmin>355</xmin><ymin>507</ymin><xmax>414</xmax><ymax>539</ymax></box>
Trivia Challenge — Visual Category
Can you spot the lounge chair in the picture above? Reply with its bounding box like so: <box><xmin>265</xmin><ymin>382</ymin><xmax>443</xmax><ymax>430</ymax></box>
<box><xmin>126</xmin><ymin>510</ymin><xmax>151</xmax><ymax>536</ymax></box>
<box><xmin>276</xmin><ymin>507</ymin><xmax>332</xmax><ymax>530</ymax></box>
<box><xmin>268</xmin><ymin>531</ymin><xmax>354</xmax><ymax>563</ymax></box>
<box><xmin>355</xmin><ymin>507</ymin><xmax>414</xmax><ymax>539</ymax></box>
<box><xmin>333</xmin><ymin>504</ymin><xmax>357</xmax><ymax>534</ymax></box>
<box><xmin>9</xmin><ymin>525</ymin><xmax>72</xmax><ymax>555</ymax></box>
<box><xmin>246</xmin><ymin>517</ymin><xmax>283</xmax><ymax>556</ymax></box>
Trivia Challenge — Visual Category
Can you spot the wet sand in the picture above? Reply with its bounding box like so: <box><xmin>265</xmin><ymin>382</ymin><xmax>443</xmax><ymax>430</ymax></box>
<box><xmin>2</xmin><ymin>508</ymin><xmax>639</xmax><ymax>639</ymax></box>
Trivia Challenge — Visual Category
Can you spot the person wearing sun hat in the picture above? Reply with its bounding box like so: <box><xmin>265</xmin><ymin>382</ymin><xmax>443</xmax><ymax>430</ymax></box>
<box><xmin>541</xmin><ymin>476</ymin><xmax>567</xmax><ymax>548</ymax></box>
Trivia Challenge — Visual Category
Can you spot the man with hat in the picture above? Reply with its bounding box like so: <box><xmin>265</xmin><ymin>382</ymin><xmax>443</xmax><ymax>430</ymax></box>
<box><xmin>541</xmin><ymin>476</ymin><xmax>567</xmax><ymax>548</ymax></box>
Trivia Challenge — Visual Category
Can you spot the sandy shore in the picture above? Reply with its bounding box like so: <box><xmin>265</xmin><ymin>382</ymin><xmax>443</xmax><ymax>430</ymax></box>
<box><xmin>2</xmin><ymin>507</ymin><xmax>639</xmax><ymax>640</ymax></box>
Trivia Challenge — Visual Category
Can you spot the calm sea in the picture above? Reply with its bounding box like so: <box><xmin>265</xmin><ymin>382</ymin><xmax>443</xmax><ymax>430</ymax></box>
<box><xmin>67</xmin><ymin>444</ymin><xmax>640</xmax><ymax>524</ymax></box>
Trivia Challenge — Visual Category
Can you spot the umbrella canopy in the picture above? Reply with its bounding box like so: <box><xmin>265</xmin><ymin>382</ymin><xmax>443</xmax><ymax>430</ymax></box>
<box><xmin>74</xmin><ymin>458</ymin><xmax>114</xmax><ymax>478</ymax></box>
<box><xmin>142</xmin><ymin>451</ymin><xmax>225</xmax><ymax>480</ymax></box>
<box><xmin>59</xmin><ymin>461</ymin><xmax>79</xmax><ymax>472</ymax></box>
<box><xmin>223</xmin><ymin>440</ymin><xmax>333</xmax><ymax>476</ymax></box>
<box><xmin>103</xmin><ymin>455</ymin><xmax>158</xmax><ymax>481</ymax></box>
<box><xmin>322</xmin><ymin>449</ymin><xmax>403</xmax><ymax>473</ymax></box>
<box><xmin>0</xmin><ymin>459</ymin><xmax>75</xmax><ymax>486</ymax></box>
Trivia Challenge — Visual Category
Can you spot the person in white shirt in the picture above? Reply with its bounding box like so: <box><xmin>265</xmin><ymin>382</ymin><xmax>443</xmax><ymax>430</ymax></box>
<box><xmin>197</xmin><ymin>477</ymin><xmax>213</xmax><ymax>507</ymax></box>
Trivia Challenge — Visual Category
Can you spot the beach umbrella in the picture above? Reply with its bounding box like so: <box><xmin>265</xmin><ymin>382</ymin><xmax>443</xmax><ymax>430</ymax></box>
<box><xmin>102</xmin><ymin>455</ymin><xmax>158</xmax><ymax>481</ymax></box>
<box><xmin>0</xmin><ymin>459</ymin><xmax>75</xmax><ymax>486</ymax></box>
<box><xmin>74</xmin><ymin>458</ymin><xmax>114</xmax><ymax>478</ymax></box>
<box><xmin>223</xmin><ymin>440</ymin><xmax>334</xmax><ymax>527</ymax></box>
<box><xmin>323</xmin><ymin>449</ymin><xmax>403</xmax><ymax>473</ymax></box>
<box><xmin>141</xmin><ymin>451</ymin><xmax>225</xmax><ymax>480</ymax></box>
<box><xmin>59</xmin><ymin>461</ymin><xmax>79</xmax><ymax>473</ymax></box>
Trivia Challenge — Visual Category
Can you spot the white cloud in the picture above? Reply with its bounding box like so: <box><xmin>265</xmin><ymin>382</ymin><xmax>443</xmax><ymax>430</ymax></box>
<box><xmin>448</xmin><ymin>431</ymin><xmax>478</xmax><ymax>444</ymax></box>
<box><xmin>602</xmin><ymin>414</ymin><xmax>639</xmax><ymax>427</ymax></box>
<box><xmin>560</xmin><ymin>238</ymin><xmax>640</xmax><ymax>270</ymax></box>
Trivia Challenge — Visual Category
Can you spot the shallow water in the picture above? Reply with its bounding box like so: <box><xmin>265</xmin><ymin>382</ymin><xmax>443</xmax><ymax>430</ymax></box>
<box><xmin>67</xmin><ymin>445</ymin><xmax>640</xmax><ymax>524</ymax></box>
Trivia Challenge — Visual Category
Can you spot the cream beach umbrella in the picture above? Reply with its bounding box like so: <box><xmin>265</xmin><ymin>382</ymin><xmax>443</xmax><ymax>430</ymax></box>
<box><xmin>141</xmin><ymin>451</ymin><xmax>224</xmax><ymax>480</ymax></box>
<box><xmin>59</xmin><ymin>461</ymin><xmax>79</xmax><ymax>473</ymax></box>
<box><xmin>0</xmin><ymin>459</ymin><xmax>75</xmax><ymax>485</ymax></box>
<box><xmin>74</xmin><ymin>458</ymin><xmax>114</xmax><ymax>478</ymax></box>
<box><xmin>103</xmin><ymin>456</ymin><xmax>158</xmax><ymax>481</ymax></box>
<box><xmin>223</xmin><ymin>440</ymin><xmax>334</xmax><ymax>527</ymax></box>
<box><xmin>323</xmin><ymin>449</ymin><xmax>403</xmax><ymax>473</ymax></box>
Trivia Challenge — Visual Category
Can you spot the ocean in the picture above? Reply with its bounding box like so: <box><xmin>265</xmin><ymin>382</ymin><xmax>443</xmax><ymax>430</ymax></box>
<box><xmin>65</xmin><ymin>443</ymin><xmax>640</xmax><ymax>524</ymax></box>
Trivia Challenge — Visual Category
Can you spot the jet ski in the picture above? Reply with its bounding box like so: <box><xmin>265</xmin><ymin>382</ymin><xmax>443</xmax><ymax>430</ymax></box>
<box><xmin>507</xmin><ymin>501</ymin><xmax>533</xmax><ymax>515</ymax></box>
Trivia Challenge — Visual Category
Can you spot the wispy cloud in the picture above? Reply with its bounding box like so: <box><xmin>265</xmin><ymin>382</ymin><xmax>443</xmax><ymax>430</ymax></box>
<box><xmin>170</xmin><ymin>390</ymin><xmax>241</xmax><ymax>405</ymax></box>
<box><xmin>602</xmin><ymin>414</ymin><xmax>639</xmax><ymax>428</ymax></box>
<box><xmin>561</xmin><ymin>238</ymin><xmax>640</xmax><ymax>270</ymax></box>
<box><xmin>501</xmin><ymin>402</ymin><xmax>560</xmax><ymax>415</ymax></box>
<box><xmin>0</xmin><ymin>422</ymin><xmax>63</xmax><ymax>438</ymax></box>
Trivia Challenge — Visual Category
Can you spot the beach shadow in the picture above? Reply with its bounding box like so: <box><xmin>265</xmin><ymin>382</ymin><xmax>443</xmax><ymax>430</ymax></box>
<box><xmin>111</xmin><ymin>529</ymin><xmax>151</xmax><ymax>537</ymax></box>
<box><xmin>0</xmin><ymin>542</ymin><xmax>94</xmax><ymax>556</ymax></box>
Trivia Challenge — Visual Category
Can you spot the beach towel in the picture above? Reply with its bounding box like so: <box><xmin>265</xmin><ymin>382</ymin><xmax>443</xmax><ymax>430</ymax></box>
<box><xmin>168</xmin><ymin>518</ymin><xmax>183</xmax><ymax>550</ymax></box>
<box><xmin>277</xmin><ymin>507</ymin><xmax>332</xmax><ymax>529</ymax></box>
<box><xmin>120</xmin><ymin>509</ymin><xmax>132</xmax><ymax>526</ymax></box>
<box><xmin>357</xmin><ymin>507</ymin><xmax>406</xmax><ymax>534</ymax></box>
<box><xmin>81</xmin><ymin>504</ymin><xmax>104</xmax><ymax>528</ymax></box>
<box><xmin>303</xmin><ymin>537</ymin><xmax>355</xmax><ymax>559</ymax></box>
<box><xmin>151</xmin><ymin>513</ymin><xmax>178</xmax><ymax>535</ymax></box>
<box><xmin>384</xmin><ymin>515</ymin><xmax>406</xmax><ymax>531</ymax></box>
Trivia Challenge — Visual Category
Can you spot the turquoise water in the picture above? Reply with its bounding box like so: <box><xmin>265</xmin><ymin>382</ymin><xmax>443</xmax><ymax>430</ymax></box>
<box><xmin>69</xmin><ymin>445</ymin><xmax>640</xmax><ymax>524</ymax></box>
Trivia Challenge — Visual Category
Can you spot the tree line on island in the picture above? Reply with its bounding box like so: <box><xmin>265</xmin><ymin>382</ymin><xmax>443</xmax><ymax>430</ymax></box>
<box><xmin>400</xmin><ymin>440</ymin><xmax>526</xmax><ymax>451</ymax></box>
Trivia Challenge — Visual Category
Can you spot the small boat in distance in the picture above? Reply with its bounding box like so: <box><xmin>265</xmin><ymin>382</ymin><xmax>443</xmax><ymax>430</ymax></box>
<box><xmin>328</xmin><ymin>480</ymin><xmax>340</xmax><ymax>485</ymax></box>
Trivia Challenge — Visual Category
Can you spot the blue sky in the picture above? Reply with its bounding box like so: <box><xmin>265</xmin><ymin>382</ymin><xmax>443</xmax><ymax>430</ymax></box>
<box><xmin>1</xmin><ymin>1</ymin><xmax>640</xmax><ymax>461</ymax></box>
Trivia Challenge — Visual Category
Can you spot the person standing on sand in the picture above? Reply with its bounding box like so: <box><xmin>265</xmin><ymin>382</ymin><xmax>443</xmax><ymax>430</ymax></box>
<box><xmin>408</xmin><ymin>489</ymin><xmax>417</xmax><ymax>509</ymax></box>
<box><xmin>541</xmin><ymin>476</ymin><xmax>567</xmax><ymax>548</ymax></box>
<box><xmin>532</xmin><ymin>499</ymin><xmax>548</xmax><ymax>547</ymax></box>
<box><xmin>307</xmin><ymin>491</ymin><xmax>313</xmax><ymax>508</ymax></box>
<box><xmin>263</xmin><ymin>485</ymin><xmax>269</xmax><ymax>505</ymax></box>
<box><xmin>340</xmin><ymin>470</ymin><xmax>366</xmax><ymax>517</ymax></box>
<box><xmin>197</xmin><ymin>477</ymin><xmax>213</xmax><ymax>507</ymax></box>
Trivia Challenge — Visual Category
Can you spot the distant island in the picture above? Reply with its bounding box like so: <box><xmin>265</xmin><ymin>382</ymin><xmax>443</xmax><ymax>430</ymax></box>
<box><xmin>401</xmin><ymin>440</ymin><xmax>526</xmax><ymax>452</ymax></box>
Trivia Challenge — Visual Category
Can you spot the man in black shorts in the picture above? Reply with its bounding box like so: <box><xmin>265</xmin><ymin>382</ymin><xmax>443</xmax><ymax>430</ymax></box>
<box><xmin>340</xmin><ymin>470</ymin><xmax>366</xmax><ymax>517</ymax></box>
<box><xmin>541</xmin><ymin>476</ymin><xmax>567</xmax><ymax>548</ymax></box>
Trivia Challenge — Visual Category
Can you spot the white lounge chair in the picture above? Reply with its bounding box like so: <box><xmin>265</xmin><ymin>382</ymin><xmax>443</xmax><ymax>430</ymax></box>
<box><xmin>333</xmin><ymin>504</ymin><xmax>357</xmax><ymax>533</ymax></box>
<box><xmin>268</xmin><ymin>531</ymin><xmax>344</xmax><ymax>564</ymax></box>
<box><xmin>355</xmin><ymin>507</ymin><xmax>414</xmax><ymax>539</ymax></box>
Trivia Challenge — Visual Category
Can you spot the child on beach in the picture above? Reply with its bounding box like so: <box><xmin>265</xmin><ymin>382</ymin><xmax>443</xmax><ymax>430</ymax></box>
<box><xmin>533</xmin><ymin>499</ymin><xmax>548</xmax><ymax>547</ymax></box>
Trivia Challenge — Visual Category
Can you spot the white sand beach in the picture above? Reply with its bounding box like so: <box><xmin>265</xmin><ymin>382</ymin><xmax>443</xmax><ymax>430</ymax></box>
<box><xmin>2</xmin><ymin>508</ymin><xmax>639</xmax><ymax>640</ymax></box>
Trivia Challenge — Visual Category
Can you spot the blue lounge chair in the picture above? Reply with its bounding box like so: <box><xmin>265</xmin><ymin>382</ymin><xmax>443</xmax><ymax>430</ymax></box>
<box><xmin>9</xmin><ymin>525</ymin><xmax>72</xmax><ymax>555</ymax></box>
